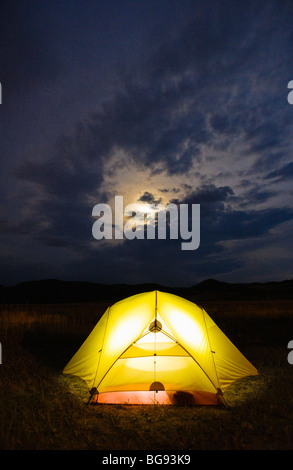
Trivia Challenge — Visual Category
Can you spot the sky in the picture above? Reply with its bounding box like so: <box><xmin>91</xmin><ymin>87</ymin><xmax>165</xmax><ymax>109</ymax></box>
<box><xmin>1</xmin><ymin>0</ymin><xmax>293</xmax><ymax>287</ymax></box>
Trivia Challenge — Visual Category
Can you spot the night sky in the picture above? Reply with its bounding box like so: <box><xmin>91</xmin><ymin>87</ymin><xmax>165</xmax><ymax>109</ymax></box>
<box><xmin>1</xmin><ymin>0</ymin><xmax>293</xmax><ymax>287</ymax></box>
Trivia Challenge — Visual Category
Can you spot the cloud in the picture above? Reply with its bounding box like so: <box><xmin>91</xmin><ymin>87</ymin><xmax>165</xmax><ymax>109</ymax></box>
<box><xmin>16</xmin><ymin>134</ymin><xmax>104</xmax><ymax>201</ymax></box>
<box><xmin>264</xmin><ymin>162</ymin><xmax>293</xmax><ymax>181</ymax></box>
<box><xmin>2</xmin><ymin>1</ymin><xmax>293</xmax><ymax>286</ymax></box>
<box><xmin>182</xmin><ymin>183</ymin><xmax>292</xmax><ymax>232</ymax></box>
<box><xmin>138</xmin><ymin>192</ymin><xmax>162</xmax><ymax>205</ymax></box>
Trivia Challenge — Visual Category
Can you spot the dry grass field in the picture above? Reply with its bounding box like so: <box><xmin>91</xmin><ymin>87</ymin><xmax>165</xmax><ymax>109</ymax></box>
<box><xmin>0</xmin><ymin>299</ymin><xmax>292</xmax><ymax>451</ymax></box>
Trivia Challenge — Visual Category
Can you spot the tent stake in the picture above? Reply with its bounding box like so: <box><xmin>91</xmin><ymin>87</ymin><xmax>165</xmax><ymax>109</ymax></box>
<box><xmin>86</xmin><ymin>387</ymin><xmax>98</xmax><ymax>405</ymax></box>
<box><xmin>217</xmin><ymin>389</ymin><xmax>230</xmax><ymax>409</ymax></box>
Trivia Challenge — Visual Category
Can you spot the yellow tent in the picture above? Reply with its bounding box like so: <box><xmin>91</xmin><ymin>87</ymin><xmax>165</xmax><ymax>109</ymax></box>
<box><xmin>63</xmin><ymin>291</ymin><xmax>258</xmax><ymax>405</ymax></box>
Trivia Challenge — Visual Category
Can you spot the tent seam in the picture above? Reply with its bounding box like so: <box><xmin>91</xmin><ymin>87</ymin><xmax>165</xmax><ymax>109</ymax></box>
<box><xmin>95</xmin><ymin>322</ymin><xmax>154</xmax><ymax>392</ymax></box>
<box><xmin>201</xmin><ymin>307</ymin><xmax>221</xmax><ymax>391</ymax></box>
<box><xmin>93</xmin><ymin>305</ymin><xmax>111</xmax><ymax>389</ymax></box>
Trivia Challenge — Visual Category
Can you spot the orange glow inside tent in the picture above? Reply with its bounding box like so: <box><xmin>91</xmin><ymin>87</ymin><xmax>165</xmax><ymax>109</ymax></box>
<box><xmin>63</xmin><ymin>291</ymin><xmax>258</xmax><ymax>405</ymax></box>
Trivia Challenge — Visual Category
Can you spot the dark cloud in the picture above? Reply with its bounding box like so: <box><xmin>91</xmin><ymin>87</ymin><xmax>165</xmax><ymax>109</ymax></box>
<box><xmin>148</xmin><ymin>2</ymin><xmax>260</xmax><ymax>80</ymax></box>
<box><xmin>209</xmin><ymin>207</ymin><xmax>293</xmax><ymax>242</ymax></box>
<box><xmin>1</xmin><ymin>1</ymin><xmax>293</xmax><ymax>286</ymax></box>
<box><xmin>138</xmin><ymin>192</ymin><xmax>162</xmax><ymax>205</ymax></box>
<box><xmin>264</xmin><ymin>162</ymin><xmax>293</xmax><ymax>181</ymax></box>
<box><xmin>85</xmin><ymin>78</ymin><xmax>208</xmax><ymax>175</ymax></box>
<box><xmin>238</xmin><ymin>187</ymin><xmax>277</xmax><ymax>207</ymax></box>
<box><xmin>159</xmin><ymin>187</ymin><xmax>181</xmax><ymax>195</ymax></box>
<box><xmin>16</xmin><ymin>132</ymin><xmax>104</xmax><ymax>201</ymax></box>
<box><xmin>83</xmin><ymin>182</ymin><xmax>293</xmax><ymax>286</ymax></box>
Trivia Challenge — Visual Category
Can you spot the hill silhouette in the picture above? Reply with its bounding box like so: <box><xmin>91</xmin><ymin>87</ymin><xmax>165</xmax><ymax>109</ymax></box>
<box><xmin>0</xmin><ymin>278</ymin><xmax>292</xmax><ymax>304</ymax></box>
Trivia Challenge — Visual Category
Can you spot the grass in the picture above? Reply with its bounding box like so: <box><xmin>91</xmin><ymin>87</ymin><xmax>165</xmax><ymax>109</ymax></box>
<box><xmin>0</xmin><ymin>299</ymin><xmax>292</xmax><ymax>450</ymax></box>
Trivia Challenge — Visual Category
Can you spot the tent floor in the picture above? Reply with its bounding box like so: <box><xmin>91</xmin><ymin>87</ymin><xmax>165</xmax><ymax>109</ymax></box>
<box><xmin>92</xmin><ymin>390</ymin><xmax>221</xmax><ymax>405</ymax></box>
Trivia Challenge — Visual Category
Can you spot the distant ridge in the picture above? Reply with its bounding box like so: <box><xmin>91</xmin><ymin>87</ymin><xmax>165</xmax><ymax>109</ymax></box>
<box><xmin>0</xmin><ymin>278</ymin><xmax>292</xmax><ymax>304</ymax></box>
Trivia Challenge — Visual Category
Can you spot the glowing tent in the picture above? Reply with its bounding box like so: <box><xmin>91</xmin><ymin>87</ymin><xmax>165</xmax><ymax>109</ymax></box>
<box><xmin>63</xmin><ymin>291</ymin><xmax>258</xmax><ymax>405</ymax></box>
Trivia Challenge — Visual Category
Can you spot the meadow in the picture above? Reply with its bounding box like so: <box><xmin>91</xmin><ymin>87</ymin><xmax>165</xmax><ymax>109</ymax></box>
<box><xmin>0</xmin><ymin>298</ymin><xmax>292</xmax><ymax>451</ymax></box>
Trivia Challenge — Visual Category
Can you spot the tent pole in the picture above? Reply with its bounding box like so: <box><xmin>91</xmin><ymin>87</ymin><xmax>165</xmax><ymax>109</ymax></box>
<box><xmin>92</xmin><ymin>307</ymin><xmax>111</xmax><ymax>390</ymax></box>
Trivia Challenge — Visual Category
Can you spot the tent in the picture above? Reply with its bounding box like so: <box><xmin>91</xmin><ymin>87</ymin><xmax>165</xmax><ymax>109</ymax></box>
<box><xmin>63</xmin><ymin>291</ymin><xmax>258</xmax><ymax>405</ymax></box>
